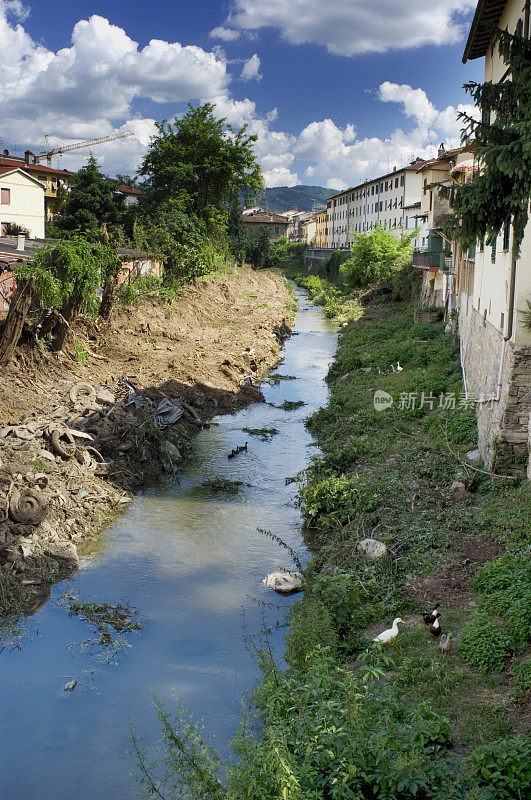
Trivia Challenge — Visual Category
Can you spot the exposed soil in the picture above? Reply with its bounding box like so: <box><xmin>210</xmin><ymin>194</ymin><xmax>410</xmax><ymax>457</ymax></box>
<box><xmin>0</xmin><ymin>267</ymin><xmax>294</xmax><ymax>616</ymax></box>
<box><xmin>402</xmin><ymin>534</ymin><xmax>506</xmax><ymax>607</ymax></box>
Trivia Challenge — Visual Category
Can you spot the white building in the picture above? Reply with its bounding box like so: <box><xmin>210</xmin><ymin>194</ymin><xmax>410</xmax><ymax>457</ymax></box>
<box><xmin>325</xmin><ymin>159</ymin><xmax>429</xmax><ymax>250</ymax></box>
<box><xmin>0</xmin><ymin>168</ymin><xmax>45</xmax><ymax>239</ymax></box>
<box><xmin>458</xmin><ymin>0</ymin><xmax>531</xmax><ymax>473</ymax></box>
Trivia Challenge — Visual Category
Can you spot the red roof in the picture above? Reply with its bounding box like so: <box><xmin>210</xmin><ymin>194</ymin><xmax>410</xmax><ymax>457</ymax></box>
<box><xmin>0</xmin><ymin>156</ymin><xmax>73</xmax><ymax>177</ymax></box>
<box><xmin>117</xmin><ymin>184</ymin><xmax>143</xmax><ymax>195</ymax></box>
<box><xmin>242</xmin><ymin>212</ymin><xmax>288</xmax><ymax>224</ymax></box>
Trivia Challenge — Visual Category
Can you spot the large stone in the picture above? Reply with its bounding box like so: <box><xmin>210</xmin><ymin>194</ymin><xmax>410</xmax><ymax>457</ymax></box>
<box><xmin>162</xmin><ymin>441</ymin><xmax>182</xmax><ymax>461</ymax></box>
<box><xmin>44</xmin><ymin>541</ymin><xmax>79</xmax><ymax>568</ymax></box>
<box><xmin>451</xmin><ymin>481</ymin><xmax>468</xmax><ymax>500</ymax></box>
<box><xmin>357</xmin><ymin>538</ymin><xmax>387</xmax><ymax>561</ymax></box>
<box><xmin>263</xmin><ymin>571</ymin><xmax>302</xmax><ymax>594</ymax></box>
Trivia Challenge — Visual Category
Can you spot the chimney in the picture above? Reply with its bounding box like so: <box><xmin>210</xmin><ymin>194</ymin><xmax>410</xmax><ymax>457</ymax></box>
<box><xmin>16</xmin><ymin>235</ymin><xmax>25</xmax><ymax>252</ymax></box>
<box><xmin>24</xmin><ymin>150</ymin><xmax>33</xmax><ymax>165</ymax></box>
<box><xmin>438</xmin><ymin>142</ymin><xmax>446</xmax><ymax>159</ymax></box>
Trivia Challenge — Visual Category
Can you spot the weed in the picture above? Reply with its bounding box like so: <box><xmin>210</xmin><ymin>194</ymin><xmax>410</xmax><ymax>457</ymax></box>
<box><xmin>242</xmin><ymin>427</ymin><xmax>279</xmax><ymax>441</ymax></box>
<box><xmin>276</xmin><ymin>400</ymin><xmax>305</xmax><ymax>411</ymax></box>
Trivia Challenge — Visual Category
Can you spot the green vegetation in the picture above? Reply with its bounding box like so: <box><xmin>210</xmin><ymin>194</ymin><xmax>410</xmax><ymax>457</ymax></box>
<box><xmin>340</xmin><ymin>226</ymin><xmax>416</xmax><ymax>288</ymax></box>
<box><xmin>134</xmin><ymin>284</ymin><xmax>530</xmax><ymax>799</ymax></box>
<box><xmin>277</xmin><ymin>400</ymin><xmax>305</xmax><ymax>411</ymax></box>
<box><xmin>242</xmin><ymin>427</ymin><xmax>279</xmax><ymax>441</ymax></box>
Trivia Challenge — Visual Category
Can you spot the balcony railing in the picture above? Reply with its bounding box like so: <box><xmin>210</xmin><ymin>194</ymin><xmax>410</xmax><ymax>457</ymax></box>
<box><xmin>412</xmin><ymin>250</ymin><xmax>449</xmax><ymax>270</ymax></box>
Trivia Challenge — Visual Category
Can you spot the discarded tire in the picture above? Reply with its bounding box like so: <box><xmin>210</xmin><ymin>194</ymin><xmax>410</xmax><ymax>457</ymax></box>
<box><xmin>50</xmin><ymin>428</ymin><xmax>77</xmax><ymax>459</ymax></box>
<box><xmin>9</xmin><ymin>487</ymin><xmax>48</xmax><ymax>525</ymax></box>
<box><xmin>69</xmin><ymin>382</ymin><xmax>96</xmax><ymax>406</ymax></box>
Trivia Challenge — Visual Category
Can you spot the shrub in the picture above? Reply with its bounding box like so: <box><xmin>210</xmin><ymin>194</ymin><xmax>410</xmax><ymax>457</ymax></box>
<box><xmin>299</xmin><ymin>473</ymin><xmax>379</xmax><ymax>527</ymax></box>
<box><xmin>511</xmin><ymin>658</ymin><xmax>531</xmax><ymax>698</ymax></box>
<box><xmin>463</xmin><ymin>736</ymin><xmax>531</xmax><ymax>800</ymax></box>
<box><xmin>285</xmin><ymin>595</ymin><xmax>338</xmax><ymax>670</ymax></box>
<box><xmin>458</xmin><ymin>613</ymin><xmax>513</xmax><ymax>672</ymax></box>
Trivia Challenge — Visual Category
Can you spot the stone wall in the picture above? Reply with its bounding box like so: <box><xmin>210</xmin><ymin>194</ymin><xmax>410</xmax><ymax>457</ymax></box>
<box><xmin>461</xmin><ymin>307</ymin><xmax>531</xmax><ymax>473</ymax></box>
<box><xmin>303</xmin><ymin>247</ymin><xmax>335</xmax><ymax>272</ymax></box>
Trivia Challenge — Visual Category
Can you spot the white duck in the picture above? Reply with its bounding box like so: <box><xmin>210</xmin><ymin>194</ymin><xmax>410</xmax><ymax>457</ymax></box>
<box><xmin>396</xmin><ymin>361</ymin><xmax>403</xmax><ymax>372</ymax></box>
<box><xmin>373</xmin><ymin>617</ymin><xmax>405</xmax><ymax>644</ymax></box>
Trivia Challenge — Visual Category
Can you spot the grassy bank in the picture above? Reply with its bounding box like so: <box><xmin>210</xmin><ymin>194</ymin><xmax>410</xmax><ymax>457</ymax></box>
<box><xmin>136</xmin><ymin>283</ymin><xmax>530</xmax><ymax>799</ymax></box>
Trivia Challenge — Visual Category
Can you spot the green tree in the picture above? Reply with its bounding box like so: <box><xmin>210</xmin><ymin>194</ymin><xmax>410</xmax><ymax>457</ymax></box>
<box><xmin>18</xmin><ymin>240</ymin><xmax>117</xmax><ymax>351</ymax></box>
<box><xmin>139</xmin><ymin>103</ymin><xmax>263</xmax><ymax>231</ymax></box>
<box><xmin>57</xmin><ymin>155</ymin><xmax>125</xmax><ymax>240</ymax></box>
<box><xmin>227</xmin><ymin>197</ymin><xmax>248</xmax><ymax>265</ymax></box>
<box><xmin>340</xmin><ymin>226</ymin><xmax>415</xmax><ymax>288</ymax></box>
<box><xmin>443</xmin><ymin>27</ymin><xmax>531</xmax><ymax>257</ymax></box>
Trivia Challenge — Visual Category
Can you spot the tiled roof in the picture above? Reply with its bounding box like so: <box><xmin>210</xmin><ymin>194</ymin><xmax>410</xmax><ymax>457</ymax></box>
<box><xmin>0</xmin><ymin>156</ymin><xmax>73</xmax><ymax>177</ymax></box>
<box><xmin>463</xmin><ymin>0</ymin><xmax>507</xmax><ymax>62</ymax></box>
<box><xmin>116</xmin><ymin>184</ymin><xmax>143</xmax><ymax>195</ymax></box>
<box><xmin>242</xmin><ymin>212</ymin><xmax>289</xmax><ymax>224</ymax></box>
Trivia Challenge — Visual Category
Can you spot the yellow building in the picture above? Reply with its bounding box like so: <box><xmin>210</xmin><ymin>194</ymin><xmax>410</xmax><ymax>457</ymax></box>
<box><xmin>315</xmin><ymin>210</ymin><xmax>327</xmax><ymax>247</ymax></box>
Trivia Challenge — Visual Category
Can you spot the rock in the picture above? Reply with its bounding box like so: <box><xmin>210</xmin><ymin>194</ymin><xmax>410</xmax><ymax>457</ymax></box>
<box><xmin>451</xmin><ymin>481</ymin><xmax>468</xmax><ymax>500</ymax></box>
<box><xmin>95</xmin><ymin>389</ymin><xmax>115</xmax><ymax>406</ymax></box>
<box><xmin>262</xmin><ymin>571</ymin><xmax>302</xmax><ymax>594</ymax></box>
<box><xmin>43</xmin><ymin>542</ymin><xmax>79</xmax><ymax>568</ymax></box>
<box><xmin>161</xmin><ymin>441</ymin><xmax>182</xmax><ymax>462</ymax></box>
<box><xmin>466</xmin><ymin>449</ymin><xmax>480</xmax><ymax>462</ymax></box>
<box><xmin>357</xmin><ymin>538</ymin><xmax>388</xmax><ymax>561</ymax></box>
<box><xmin>63</xmin><ymin>680</ymin><xmax>77</xmax><ymax>692</ymax></box>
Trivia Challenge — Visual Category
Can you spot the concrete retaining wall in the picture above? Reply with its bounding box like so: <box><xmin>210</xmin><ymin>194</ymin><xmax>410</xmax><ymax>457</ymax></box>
<box><xmin>302</xmin><ymin>247</ymin><xmax>335</xmax><ymax>272</ymax></box>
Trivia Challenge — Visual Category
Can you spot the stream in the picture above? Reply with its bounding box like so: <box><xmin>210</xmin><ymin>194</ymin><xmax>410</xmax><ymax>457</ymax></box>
<box><xmin>0</xmin><ymin>288</ymin><xmax>337</xmax><ymax>800</ymax></box>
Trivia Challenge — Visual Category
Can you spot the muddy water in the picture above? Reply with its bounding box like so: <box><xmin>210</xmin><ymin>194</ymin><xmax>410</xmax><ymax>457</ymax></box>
<box><xmin>0</xmin><ymin>289</ymin><xmax>337</xmax><ymax>800</ymax></box>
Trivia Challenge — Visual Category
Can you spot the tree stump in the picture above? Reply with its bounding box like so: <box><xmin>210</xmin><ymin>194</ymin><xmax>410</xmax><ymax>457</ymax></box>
<box><xmin>0</xmin><ymin>275</ymin><xmax>35</xmax><ymax>369</ymax></box>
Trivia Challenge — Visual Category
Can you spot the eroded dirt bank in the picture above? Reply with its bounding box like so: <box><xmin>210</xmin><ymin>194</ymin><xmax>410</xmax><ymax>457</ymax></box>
<box><xmin>0</xmin><ymin>267</ymin><xmax>294</xmax><ymax>615</ymax></box>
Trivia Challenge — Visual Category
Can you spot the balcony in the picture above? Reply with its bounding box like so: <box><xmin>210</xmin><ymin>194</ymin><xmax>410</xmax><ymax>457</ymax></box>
<box><xmin>412</xmin><ymin>250</ymin><xmax>447</xmax><ymax>270</ymax></box>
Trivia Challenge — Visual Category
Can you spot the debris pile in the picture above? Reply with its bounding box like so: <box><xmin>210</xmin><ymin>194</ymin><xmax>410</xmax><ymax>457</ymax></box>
<box><xmin>0</xmin><ymin>377</ymin><xmax>203</xmax><ymax>614</ymax></box>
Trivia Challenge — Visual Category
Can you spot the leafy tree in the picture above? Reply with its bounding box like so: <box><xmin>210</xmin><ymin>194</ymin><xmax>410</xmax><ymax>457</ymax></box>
<box><xmin>18</xmin><ymin>239</ymin><xmax>118</xmax><ymax>351</ymax></box>
<box><xmin>340</xmin><ymin>226</ymin><xmax>415</xmax><ymax>288</ymax></box>
<box><xmin>227</xmin><ymin>197</ymin><xmax>248</xmax><ymax>265</ymax></box>
<box><xmin>139</xmin><ymin>103</ymin><xmax>263</xmax><ymax>231</ymax></box>
<box><xmin>443</xmin><ymin>27</ymin><xmax>531</xmax><ymax>257</ymax></box>
<box><xmin>57</xmin><ymin>155</ymin><xmax>125</xmax><ymax>240</ymax></box>
<box><xmin>115</xmin><ymin>174</ymin><xmax>138</xmax><ymax>188</ymax></box>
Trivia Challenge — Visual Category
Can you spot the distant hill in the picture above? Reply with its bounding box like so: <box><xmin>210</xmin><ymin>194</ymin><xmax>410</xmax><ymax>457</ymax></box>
<box><xmin>255</xmin><ymin>185</ymin><xmax>337</xmax><ymax>213</ymax></box>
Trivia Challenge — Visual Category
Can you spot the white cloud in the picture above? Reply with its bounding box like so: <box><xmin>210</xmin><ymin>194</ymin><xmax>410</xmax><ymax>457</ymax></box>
<box><xmin>209</xmin><ymin>26</ymin><xmax>241</xmax><ymax>42</ymax></box>
<box><xmin>223</xmin><ymin>0</ymin><xmax>476</xmax><ymax>56</ymax></box>
<box><xmin>327</xmin><ymin>178</ymin><xmax>346</xmax><ymax>191</ymax></box>
<box><xmin>0</xmin><ymin>5</ymin><xmax>228</xmax><ymax>173</ymax></box>
<box><xmin>240</xmin><ymin>53</ymin><xmax>261</xmax><ymax>81</ymax></box>
<box><xmin>262</xmin><ymin>166</ymin><xmax>300</xmax><ymax>187</ymax></box>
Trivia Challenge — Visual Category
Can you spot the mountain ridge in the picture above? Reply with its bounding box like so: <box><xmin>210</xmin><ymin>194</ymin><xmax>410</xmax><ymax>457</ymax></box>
<box><xmin>253</xmin><ymin>185</ymin><xmax>338</xmax><ymax>213</ymax></box>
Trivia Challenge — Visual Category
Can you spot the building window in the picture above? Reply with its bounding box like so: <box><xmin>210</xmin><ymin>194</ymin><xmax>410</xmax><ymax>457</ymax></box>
<box><xmin>371</xmin><ymin>186</ymin><xmax>375</xmax><ymax>195</ymax></box>
<box><xmin>385</xmin><ymin>181</ymin><xmax>388</xmax><ymax>190</ymax></box>
<box><xmin>274</xmin><ymin>226</ymin><xmax>279</xmax><ymax>235</ymax></box>
<box><xmin>490</xmin><ymin>235</ymin><xmax>497</xmax><ymax>263</ymax></box>
<box><xmin>429</xmin><ymin>191</ymin><xmax>433</xmax><ymax>211</ymax></box>
<box><xmin>400</xmin><ymin>175</ymin><xmax>405</xmax><ymax>186</ymax></box>
<box><xmin>503</xmin><ymin>222</ymin><xmax>510</xmax><ymax>251</ymax></box>
<box><xmin>405</xmin><ymin>216</ymin><xmax>408</xmax><ymax>228</ymax></box>
<box><xmin>0</xmin><ymin>188</ymin><xmax>10</xmax><ymax>204</ymax></box>
<box><xmin>395</xmin><ymin>177</ymin><xmax>399</xmax><ymax>188</ymax></box>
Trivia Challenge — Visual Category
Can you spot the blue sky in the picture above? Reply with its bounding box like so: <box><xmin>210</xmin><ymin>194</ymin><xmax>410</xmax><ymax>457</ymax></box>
<box><xmin>0</xmin><ymin>0</ymin><xmax>483</xmax><ymax>188</ymax></box>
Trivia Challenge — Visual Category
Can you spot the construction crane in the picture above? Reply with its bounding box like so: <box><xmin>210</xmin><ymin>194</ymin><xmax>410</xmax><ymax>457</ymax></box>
<box><xmin>33</xmin><ymin>131</ymin><xmax>134</xmax><ymax>166</ymax></box>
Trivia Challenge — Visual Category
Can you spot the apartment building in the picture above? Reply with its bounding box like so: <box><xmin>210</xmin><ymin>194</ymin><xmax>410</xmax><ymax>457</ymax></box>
<box><xmin>459</xmin><ymin>0</ymin><xmax>531</xmax><ymax>472</ymax></box>
<box><xmin>0</xmin><ymin>168</ymin><xmax>45</xmax><ymax>238</ymax></box>
<box><xmin>325</xmin><ymin>159</ymin><xmax>429</xmax><ymax>249</ymax></box>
